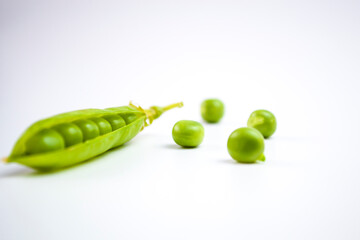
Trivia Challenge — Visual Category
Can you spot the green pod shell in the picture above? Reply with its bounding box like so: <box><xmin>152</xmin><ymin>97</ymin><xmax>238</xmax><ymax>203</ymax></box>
<box><xmin>6</xmin><ymin>102</ymin><xmax>183</xmax><ymax>171</ymax></box>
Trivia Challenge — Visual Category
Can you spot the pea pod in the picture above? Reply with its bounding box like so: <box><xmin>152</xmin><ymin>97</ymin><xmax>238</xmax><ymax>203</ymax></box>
<box><xmin>3</xmin><ymin>102</ymin><xmax>183</xmax><ymax>171</ymax></box>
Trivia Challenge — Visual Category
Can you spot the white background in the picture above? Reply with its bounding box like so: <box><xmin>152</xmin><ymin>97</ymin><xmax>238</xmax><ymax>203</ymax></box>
<box><xmin>1</xmin><ymin>0</ymin><xmax>360</xmax><ymax>239</ymax></box>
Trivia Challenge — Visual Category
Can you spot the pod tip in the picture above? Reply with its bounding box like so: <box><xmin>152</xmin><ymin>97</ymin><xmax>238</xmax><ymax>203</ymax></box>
<box><xmin>2</xmin><ymin>157</ymin><xmax>9</xmax><ymax>163</ymax></box>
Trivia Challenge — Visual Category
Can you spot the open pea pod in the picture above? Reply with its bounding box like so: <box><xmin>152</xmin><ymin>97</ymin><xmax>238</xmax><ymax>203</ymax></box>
<box><xmin>4</xmin><ymin>102</ymin><xmax>183</xmax><ymax>171</ymax></box>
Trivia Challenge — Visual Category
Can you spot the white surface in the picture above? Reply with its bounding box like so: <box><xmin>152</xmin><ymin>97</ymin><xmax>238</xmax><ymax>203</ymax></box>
<box><xmin>1</xmin><ymin>0</ymin><xmax>360</xmax><ymax>239</ymax></box>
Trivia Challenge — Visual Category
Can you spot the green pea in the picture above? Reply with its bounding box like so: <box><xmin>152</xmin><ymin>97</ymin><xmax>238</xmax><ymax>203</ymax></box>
<box><xmin>201</xmin><ymin>99</ymin><xmax>224</xmax><ymax>123</ymax></box>
<box><xmin>227</xmin><ymin>127</ymin><xmax>265</xmax><ymax>163</ymax></box>
<box><xmin>91</xmin><ymin>118</ymin><xmax>112</xmax><ymax>135</ymax></box>
<box><xmin>53</xmin><ymin>123</ymin><xmax>83</xmax><ymax>147</ymax></box>
<box><xmin>172</xmin><ymin>120</ymin><xmax>204</xmax><ymax>148</ymax></box>
<box><xmin>120</xmin><ymin>113</ymin><xmax>138</xmax><ymax>125</ymax></box>
<box><xmin>25</xmin><ymin>129</ymin><xmax>65</xmax><ymax>154</ymax></box>
<box><xmin>104</xmin><ymin>115</ymin><xmax>126</xmax><ymax>130</ymax></box>
<box><xmin>73</xmin><ymin>119</ymin><xmax>100</xmax><ymax>141</ymax></box>
<box><xmin>247</xmin><ymin>110</ymin><xmax>276</xmax><ymax>138</ymax></box>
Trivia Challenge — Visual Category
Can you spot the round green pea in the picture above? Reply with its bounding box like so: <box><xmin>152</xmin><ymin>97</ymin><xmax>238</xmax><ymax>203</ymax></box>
<box><xmin>227</xmin><ymin>127</ymin><xmax>265</xmax><ymax>163</ymax></box>
<box><xmin>73</xmin><ymin>119</ymin><xmax>100</xmax><ymax>141</ymax></box>
<box><xmin>172</xmin><ymin>120</ymin><xmax>204</xmax><ymax>148</ymax></box>
<box><xmin>247</xmin><ymin>110</ymin><xmax>277</xmax><ymax>138</ymax></box>
<box><xmin>104</xmin><ymin>115</ymin><xmax>126</xmax><ymax>130</ymax></box>
<box><xmin>201</xmin><ymin>99</ymin><xmax>224</xmax><ymax>123</ymax></box>
<box><xmin>91</xmin><ymin>118</ymin><xmax>112</xmax><ymax>135</ymax></box>
<box><xmin>121</xmin><ymin>113</ymin><xmax>138</xmax><ymax>125</ymax></box>
<box><xmin>25</xmin><ymin>129</ymin><xmax>65</xmax><ymax>154</ymax></box>
<box><xmin>53</xmin><ymin>123</ymin><xmax>83</xmax><ymax>147</ymax></box>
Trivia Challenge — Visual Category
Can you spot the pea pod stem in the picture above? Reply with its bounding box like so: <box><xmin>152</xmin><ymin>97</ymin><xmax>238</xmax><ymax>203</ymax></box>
<box><xmin>130</xmin><ymin>101</ymin><xmax>184</xmax><ymax>126</ymax></box>
<box><xmin>162</xmin><ymin>102</ymin><xmax>184</xmax><ymax>112</ymax></box>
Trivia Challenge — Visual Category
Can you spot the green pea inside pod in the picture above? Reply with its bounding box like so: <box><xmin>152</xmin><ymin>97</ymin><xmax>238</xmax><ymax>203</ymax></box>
<box><xmin>201</xmin><ymin>99</ymin><xmax>225</xmax><ymax>123</ymax></box>
<box><xmin>172</xmin><ymin>120</ymin><xmax>204</xmax><ymax>148</ymax></box>
<box><xmin>25</xmin><ymin>129</ymin><xmax>65</xmax><ymax>155</ymax></box>
<box><xmin>90</xmin><ymin>118</ymin><xmax>112</xmax><ymax>135</ymax></box>
<box><xmin>103</xmin><ymin>115</ymin><xmax>126</xmax><ymax>130</ymax></box>
<box><xmin>227</xmin><ymin>127</ymin><xmax>265</xmax><ymax>163</ymax></box>
<box><xmin>53</xmin><ymin>123</ymin><xmax>83</xmax><ymax>147</ymax></box>
<box><xmin>247</xmin><ymin>110</ymin><xmax>277</xmax><ymax>138</ymax></box>
<box><xmin>73</xmin><ymin>119</ymin><xmax>100</xmax><ymax>141</ymax></box>
<box><xmin>119</xmin><ymin>113</ymin><xmax>139</xmax><ymax>125</ymax></box>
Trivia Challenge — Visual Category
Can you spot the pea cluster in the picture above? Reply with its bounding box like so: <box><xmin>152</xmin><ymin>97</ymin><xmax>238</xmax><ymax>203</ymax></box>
<box><xmin>5</xmin><ymin>99</ymin><xmax>277</xmax><ymax>171</ymax></box>
<box><xmin>171</xmin><ymin>98</ymin><xmax>276</xmax><ymax>164</ymax></box>
<box><xmin>25</xmin><ymin>114</ymin><xmax>127</xmax><ymax>155</ymax></box>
